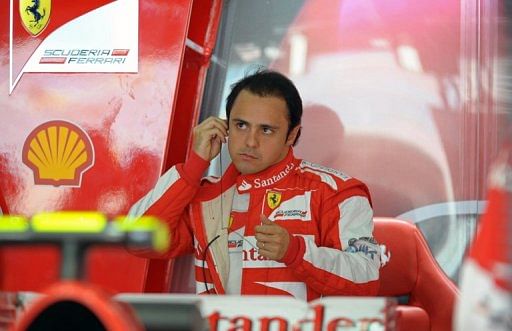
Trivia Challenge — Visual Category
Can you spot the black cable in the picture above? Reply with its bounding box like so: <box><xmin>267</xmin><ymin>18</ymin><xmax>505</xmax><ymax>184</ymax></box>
<box><xmin>202</xmin><ymin>234</ymin><xmax>221</xmax><ymax>294</ymax></box>
<box><xmin>201</xmin><ymin>227</ymin><xmax>262</xmax><ymax>295</ymax></box>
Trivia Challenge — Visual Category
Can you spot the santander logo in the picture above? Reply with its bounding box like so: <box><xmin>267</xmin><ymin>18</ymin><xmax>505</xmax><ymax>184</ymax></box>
<box><xmin>238</xmin><ymin>180</ymin><xmax>252</xmax><ymax>191</ymax></box>
<box><xmin>243</xmin><ymin>247</ymin><xmax>269</xmax><ymax>262</ymax></box>
<box><xmin>238</xmin><ymin>163</ymin><xmax>295</xmax><ymax>191</ymax></box>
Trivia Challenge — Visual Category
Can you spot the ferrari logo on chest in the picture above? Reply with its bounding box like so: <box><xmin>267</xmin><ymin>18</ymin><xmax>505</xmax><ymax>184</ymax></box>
<box><xmin>266</xmin><ymin>191</ymin><xmax>282</xmax><ymax>210</ymax></box>
<box><xmin>20</xmin><ymin>0</ymin><xmax>51</xmax><ymax>36</ymax></box>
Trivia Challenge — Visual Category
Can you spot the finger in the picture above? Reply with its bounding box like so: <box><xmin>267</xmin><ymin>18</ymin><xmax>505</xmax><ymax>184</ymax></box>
<box><xmin>205</xmin><ymin>126</ymin><xmax>228</xmax><ymax>141</ymax></box>
<box><xmin>260</xmin><ymin>214</ymin><xmax>273</xmax><ymax>225</ymax></box>
<box><xmin>258</xmin><ymin>248</ymin><xmax>272</xmax><ymax>259</ymax></box>
<box><xmin>213</xmin><ymin>117</ymin><xmax>228</xmax><ymax>130</ymax></box>
<box><xmin>262</xmin><ymin>242</ymin><xmax>279</xmax><ymax>251</ymax></box>
<box><xmin>257</xmin><ymin>242</ymin><xmax>273</xmax><ymax>253</ymax></box>
<box><xmin>258</xmin><ymin>245</ymin><xmax>279</xmax><ymax>260</ymax></box>
<box><xmin>204</xmin><ymin>116</ymin><xmax>226</xmax><ymax>125</ymax></box>
<box><xmin>198</xmin><ymin>117</ymin><xmax>218</xmax><ymax>129</ymax></box>
<box><xmin>202</xmin><ymin>127</ymin><xmax>227</xmax><ymax>143</ymax></box>
<box><xmin>254</xmin><ymin>224</ymin><xmax>279</xmax><ymax>235</ymax></box>
<box><xmin>256</xmin><ymin>240</ymin><xmax>265</xmax><ymax>249</ymax></box>
<box><xmin>213</xmin><ymin>132</ymin><xmax>225</xmax><ymax>145</ymax></box>
<box><xmin>255</xmin><ymin>233</ymin><xmax>273</xmax><ymax>242</ymax></box>
<box><xmin>206</xmin><ymin>118</ymin><xmax>228</xmax><ymax>136</ymax></box>
<box><xmin>199</xmin><ymin>118</ymin><xmax>228</xmax><ymax>137</ymax></box>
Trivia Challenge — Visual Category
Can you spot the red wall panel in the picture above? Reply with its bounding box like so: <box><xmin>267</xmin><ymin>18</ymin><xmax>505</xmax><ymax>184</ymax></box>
<box><xmin>0</xmin><ymin>0</ymin><xmax>193</xmax><ymax>292</ymax></box>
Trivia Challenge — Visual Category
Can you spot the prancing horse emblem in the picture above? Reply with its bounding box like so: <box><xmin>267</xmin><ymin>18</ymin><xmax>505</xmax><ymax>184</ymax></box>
<box><xmin>266</xmin><ymin>191</ymin><xmax>282</xmax><ymax>210</ymax></box>
<box><xmin>20</xmin><ymin>0</ymin><xmax>51</xmax><ymax>36</ymax></box>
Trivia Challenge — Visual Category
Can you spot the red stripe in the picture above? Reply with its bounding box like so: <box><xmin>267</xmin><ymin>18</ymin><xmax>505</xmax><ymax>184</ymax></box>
<box><xmin>0</xmin><ymin>188</ymin><xmax>8</xmax><ymax>214</ymax></box>
<box><xmin>112</xmin><ymin>49</ymin><xmax>129</xmax><ymax>56</ymax></box>
<box><xmin>39</xmin><ymin>57</ymin><xmax>66</xmax><ymax>64</ymax></box>
<box><xmin>195</xmin><ymin>265</ymin><xmax>214</xmax><ymax>283</ymax></box>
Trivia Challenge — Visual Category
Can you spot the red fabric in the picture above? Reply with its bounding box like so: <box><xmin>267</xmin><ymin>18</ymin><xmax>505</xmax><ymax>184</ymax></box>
<box><xmin>470</xmin><ymin>188</ymin><xmax>510</xmax><ymax>291</ymax></box>
<box><xmin>374</xmin><ymin>218</ymin><xmax>458</xmax><ymax>331</ymax></box>
<box><xmin>180</xmin><ymin>150</ymin><xmax>210</xmax><ymax>184</ymax></box>
<box><xmin>396</xmin><ymin>306</ymin><xmax>430</xmax><ymax>331</ymax></box>
<box><xmin>279</xmin><ymin>233</ymin><xmax>301</xmax><ymax>265</ymax></box>
<box><xmin>0</xmin><ymin>189</ymin><xmax>7</xmax><ymax>214</ymax></box>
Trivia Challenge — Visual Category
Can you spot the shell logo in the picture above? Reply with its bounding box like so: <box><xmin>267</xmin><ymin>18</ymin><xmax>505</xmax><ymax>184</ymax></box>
<box><xmin>22</xmin><ymin>120</ymin><xmax>94</xmax><ymax>187</ymax></box>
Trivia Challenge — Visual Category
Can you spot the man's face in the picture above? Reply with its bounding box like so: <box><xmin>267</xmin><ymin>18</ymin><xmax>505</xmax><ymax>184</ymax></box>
<box><xmin>228</xmin><ymin>90</ymin><xmax>299</xmax><ymax>175</ymax></box>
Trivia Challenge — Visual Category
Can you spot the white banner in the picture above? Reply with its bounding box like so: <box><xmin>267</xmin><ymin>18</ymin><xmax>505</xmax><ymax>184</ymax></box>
<box><xmin>9</xmin><ymin>0</ymin><xmax>139</xmax><ymax>93</ymax></box>
<box><xmin>115</xmin><ymin>294</ymin><xmax>395</xmax><ymax>331</ymax></box>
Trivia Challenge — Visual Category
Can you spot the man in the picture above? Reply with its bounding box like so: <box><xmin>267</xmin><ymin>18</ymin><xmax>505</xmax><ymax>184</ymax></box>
<box><xmin>128</xmin><ymin>70</ymin><xmax>380</xmax><ymax>300</ymax></box>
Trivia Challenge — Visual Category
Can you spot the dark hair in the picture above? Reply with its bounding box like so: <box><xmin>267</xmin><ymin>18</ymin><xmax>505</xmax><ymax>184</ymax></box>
<box><xmin>225</xmin><ymin>70</ymin><xmax>302</xmax><ymax>145</ymax></box>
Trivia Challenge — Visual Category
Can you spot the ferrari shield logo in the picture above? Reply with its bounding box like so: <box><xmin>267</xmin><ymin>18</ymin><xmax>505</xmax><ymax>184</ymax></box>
<box><xmin>20</xmin><ymin>0</ymin><xmax>51</xmax><ymax>36</ymax></box>
<box><xmin>266</xmin><ymin>191</ymin><xmax>282</xmax><ymax>210</ymax></box>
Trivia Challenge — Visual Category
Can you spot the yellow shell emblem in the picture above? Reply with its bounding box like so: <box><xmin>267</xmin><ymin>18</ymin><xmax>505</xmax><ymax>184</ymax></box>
<box><xmin>20</xmin><ymin>0</ymin><xmax>51</xmax><ymax>36</ymax></box>
<box><xmin>22</xmin><ymin>120</ymin><xmax>94</xmax><ymax>187</ymax></box>
<box><xmin>266</xmin><ymin>191</ymin><xmax>282</xmax><ymax>210</ymax></box>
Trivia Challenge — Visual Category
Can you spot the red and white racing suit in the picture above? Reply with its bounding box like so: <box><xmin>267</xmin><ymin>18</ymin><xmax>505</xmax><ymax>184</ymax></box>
<box><xmin>128</xmin><ymin>148</ymin><xmax>380</xmax><ymax>300</ymax></box>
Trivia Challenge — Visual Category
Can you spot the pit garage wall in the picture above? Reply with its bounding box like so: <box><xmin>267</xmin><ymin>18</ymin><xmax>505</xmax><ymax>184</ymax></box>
<box><xmin>0</xmin><ymin>0</ymin><xmax>221</xmax><ymax>293</ymax></box>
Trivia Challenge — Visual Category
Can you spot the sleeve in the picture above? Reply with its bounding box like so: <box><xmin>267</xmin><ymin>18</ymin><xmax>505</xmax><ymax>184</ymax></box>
<box><xmin>126</xmin><ymin>151</ymin><xmax>210</xmax><ymax>259</ymax></box>
<box><xmin>281</xmin><ymin>185</ymin><xmax>381</xmax><ymax>296</ymax></box>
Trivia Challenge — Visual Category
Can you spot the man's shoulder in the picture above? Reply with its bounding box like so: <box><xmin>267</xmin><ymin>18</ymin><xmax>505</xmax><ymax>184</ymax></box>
<box><xmin>299</xmin><ymin>160</ymin><xmax>352</xmax><ymax>181</ymax></box>
<box><xmin>297</xmin><ymin>160</ymin><xmax>365</xmax><ymax>191</ymax></box>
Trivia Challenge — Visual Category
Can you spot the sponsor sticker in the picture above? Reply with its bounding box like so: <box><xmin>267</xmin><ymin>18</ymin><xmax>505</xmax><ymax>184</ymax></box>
<box><xmin>264</xmin><ymin>191</ymin><xmax>312</xmax><ymax>221</ymax></box>
<box><xmin>9</xmin><ymin>0</ymin><xmax>139</xmax><ymax>93</ymax></box>
<box><xmin>22</xmin><ymin>120</ymin><xmax>94</xmax><ymax>187</ymax></box>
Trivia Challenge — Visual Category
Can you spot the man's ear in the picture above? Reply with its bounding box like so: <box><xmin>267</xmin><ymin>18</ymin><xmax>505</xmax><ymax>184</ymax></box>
<box><xmin>286</xmin><ymin>125</ymin><xmax>301</xmax><ymax>146</ymax></box>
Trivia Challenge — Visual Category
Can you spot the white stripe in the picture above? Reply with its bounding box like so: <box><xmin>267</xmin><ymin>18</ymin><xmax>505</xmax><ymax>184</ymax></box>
<box><xmin>254</xmin><ymin>281</ymin><xmax>307</xmax><ymax>301</ymax></box>
<box><xmin>396</xmin><ymin>200</ymin><xmax>487</xmax><ymax>224</ymax></box>
<box><xmin>455</xmin><ymin>260</ymin><xmax>512</xmax><ymax>331</ymax></box>
<box><xmin>232</xmin><ymin>191</ymin><xmax>249</xmax><ymax>212</ymax></box>
<box><xmin>127</xmin><ymin>167</ymin><xmax>181</xmax><ymax>218</ymax></box>
<box><xmin>338</xmin><ymin>196</ymin><xmax>374</xmax><ymax>249</ymax></box>
<box><xmin>301</xmin><ymin>168</ymin><xmax>338</xmax><ymax>190</ymax></box>
<box><xmin>488</xmin><ymin>159</ymin><xmax>512</xmax><ymax>191</ymax></box>
<box><xmin>203</xmin><ymin>175</ymin><xmax>221</xmax><ymax>183</ymax></box>
<box><xmin>194</xmin><ymin>258</ymin><xmax>208</xmax><ymax>268</ymax></box>
<box><xmin>186</xmin><ymin>38</ymin><xmax>205</xmax><ymax>55</ymax></box>
<box><xmin>397</xmin><ymin>200</ymin><xmax>487</xmax><ymax>279</ymax></box>
<box><xmin>302</xmin><ymin>237</ymin><xmax>379</xmax><ymax>283</ymax></box>
<box><xmin>9</xmin><ymin>0</ymin><xmax>13</xmax><ymax>94</ymax></box>
<box><xmin>195</xmin><ymin>281</ymin><xmax>214</xmax><ymax>293</ymax></box>
<box><xmin>9</xmin><ymin>0</ymin><xmax>22</xmax><ymax>94</ymax></box>
<box><xmin>336</xmin><ymin>196</ymin><xmax>380</xmax><ymax>274</ymax></box>
<box><xmin>329</xmin><ymin>197</ymin><xmax>380</xmax><ymax>282</ymax></box>
<box><xmin>301</xmin><ymin>161</ymin><xmax>351</xmax><ymax>181</ymax></box>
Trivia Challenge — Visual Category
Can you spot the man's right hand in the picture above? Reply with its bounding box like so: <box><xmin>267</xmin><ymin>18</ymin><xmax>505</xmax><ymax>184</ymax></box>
<box><xmin>192</xmin><ymin>117</ymin><xmax>228</xmax><ymax>161</ymax></box>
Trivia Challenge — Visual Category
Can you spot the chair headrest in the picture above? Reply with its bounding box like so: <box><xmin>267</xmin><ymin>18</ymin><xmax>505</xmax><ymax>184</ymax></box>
<box><xmin>374</xmin><ymin>218</ymin><xmax>419</xmax><ymax>296</ymax></box>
